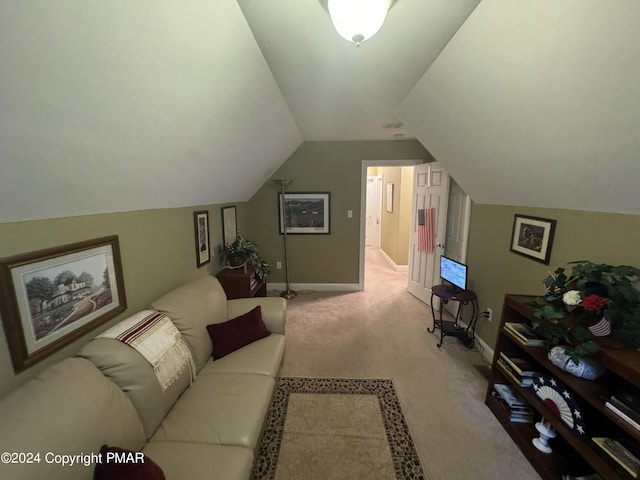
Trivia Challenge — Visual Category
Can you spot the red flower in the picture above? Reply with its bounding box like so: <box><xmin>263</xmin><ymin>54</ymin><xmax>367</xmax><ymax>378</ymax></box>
<box><xmin>582</xmin><ymin>294</ymin><xmax>608</xmax><ymax>312</ymax></box>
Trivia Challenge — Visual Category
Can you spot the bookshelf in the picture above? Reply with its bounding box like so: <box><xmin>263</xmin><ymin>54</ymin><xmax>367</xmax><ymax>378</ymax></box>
<box><xmin>486</xmin><ymin>294</ymin><xmax>640</xmax><ymax>480</ymax></box>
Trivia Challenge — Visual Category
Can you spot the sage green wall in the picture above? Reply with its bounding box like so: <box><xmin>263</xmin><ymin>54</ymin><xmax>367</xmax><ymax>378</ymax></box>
<box><xmin>247</xmin><ymin>141</ymin><xmax>428</xmax><ymax>284</ymax></box>
<box><xmin>379</xmin><ymin>166</ymin><xmax>413</xmax><ymax>266</ymax></box>
<box><xmin>0</xmin><ymin>203</ymin><xmax>248</xmax><ymax>396</ymax></box>
<box><xmin>468</xmin><ymin>204</ymin><xmax>640</xmax><ymax>350</ymax></box>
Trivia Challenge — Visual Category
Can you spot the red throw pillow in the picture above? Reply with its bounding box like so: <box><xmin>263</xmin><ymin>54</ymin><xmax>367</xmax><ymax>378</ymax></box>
<box><xmin>207</xmin><ymin>305</ymin><xmax>270</xmax><ymax>360</ymax></box>
<box><xmin>94</xmin><ymin>445</ymin><xmax>165</xmax><ymax>480</ymax></box>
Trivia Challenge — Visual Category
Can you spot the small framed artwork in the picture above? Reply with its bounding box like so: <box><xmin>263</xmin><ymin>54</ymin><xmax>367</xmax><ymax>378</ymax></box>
<box><xmin>386</xmin><ymin>183</ymin><xmax>394</xmax><ymax>212</ymax></box>
<box><xmin>221</xmin><ymin>206</ymin><xmax>237</xmax><ymax>246</ymax></box>
<box><xmin>0</xmin><ymin>236</ymin><xmax>127</xmax><ymax>373</ymax></box>
<box><xmin>193</xmin><ymin>210</ymin><xmax>211</xmax><ymax>267</ymax></box>
<box><xmin>510</xmin><ymin>214</ymin><xmax>557</xmax><ymax>264</ymax></box>
<box><xmin>278</xmin><ymin>192</ymin><xmax>330</xmax><ymax>234</ymax></box>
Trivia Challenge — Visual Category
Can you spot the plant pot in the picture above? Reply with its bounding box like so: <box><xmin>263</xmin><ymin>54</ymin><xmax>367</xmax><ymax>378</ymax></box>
<box><xmin>588</xmin><ymin>316</ymin><xmax>611</xmax><ymax>337</ymax></box>
<box><xmin>228</xmin><ymin>258</ymin><xmax>248</xmax><ymax>270</ymax></box>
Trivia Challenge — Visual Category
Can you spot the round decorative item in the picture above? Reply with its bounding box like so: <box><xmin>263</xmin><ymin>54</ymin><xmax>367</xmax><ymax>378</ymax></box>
<box><xmin>532</xmin><ymin>419</ymin><xmax>556</xmax><ymax>454</ymax></box>
<box><xmin>531</xmin><ymin>374</ymin><xmax>586</xmax><ymax>437</ymax></box>
<box><xmin>548</xmin><ymin>346</ymin><xmax>604</xmax><ymax>380</ymax></box>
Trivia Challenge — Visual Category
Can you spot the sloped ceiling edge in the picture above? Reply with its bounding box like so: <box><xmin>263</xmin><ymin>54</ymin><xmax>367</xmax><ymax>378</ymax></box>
<box><xmin>398</xmin><ymin>0</ymin><xmax>640</xmax><ymax>215</ymax></box>
<box><xmin>0</xmin><ymin>0</ymin><xmax>302</xmax><ymax>223</ymax></box>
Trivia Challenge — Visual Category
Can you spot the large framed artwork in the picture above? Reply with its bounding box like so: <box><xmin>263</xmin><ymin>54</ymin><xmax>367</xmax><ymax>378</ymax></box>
<box><xmin>221</xmin><ymin>206</ymin><xmax>237</xmax><ymax>246</ymax></box>
<box><xmin>510</xmin><ymin>214</ymin><xmax>557</xmax><ymax>264</ymax></box>
<box><xmin>278</xmin><ymin>192</ymin><xmax>330</xmax><ymax>234</ymax></box>
<box><xmin>0</xmin><ymin>236</ymin><xmax>127</xmax><ymax>372</ymax></box>
<box><xmin>193</xmin><ymin>210</ymin><xmax>211</xmax><ymax>267</ymax></box>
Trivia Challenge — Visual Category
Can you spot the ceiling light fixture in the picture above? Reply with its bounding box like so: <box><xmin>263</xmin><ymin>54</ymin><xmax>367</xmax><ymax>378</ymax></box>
<box><xmin>326</xmin><ymin>0</ymin><xmax>392</xmax><ymax>47</ymax></box>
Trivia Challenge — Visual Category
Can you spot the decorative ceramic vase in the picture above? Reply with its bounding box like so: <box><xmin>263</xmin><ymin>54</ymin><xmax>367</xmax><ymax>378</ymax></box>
<box><xmin>548</xmin><ymin>346</ymin><xmax>604</xmax><ymax>380</ymax></box>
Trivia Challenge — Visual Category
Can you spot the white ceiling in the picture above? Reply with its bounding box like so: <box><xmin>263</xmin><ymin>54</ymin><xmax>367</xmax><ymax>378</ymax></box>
<box><xmin>237</xmin><ymin>0</ymin><xmax>479</xmax><ymax>141</ymax></box>
<box><xmin>2</xmin><ymin>0</ymin><xmax>639</xmax><ymax>223</ymax></box>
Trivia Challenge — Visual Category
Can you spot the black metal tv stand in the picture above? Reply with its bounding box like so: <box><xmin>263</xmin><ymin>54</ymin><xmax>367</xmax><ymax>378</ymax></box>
<box><xmin>428</xmin><ymin>284</ymin><xmax>478</xmax><ymax>348</ymax></box>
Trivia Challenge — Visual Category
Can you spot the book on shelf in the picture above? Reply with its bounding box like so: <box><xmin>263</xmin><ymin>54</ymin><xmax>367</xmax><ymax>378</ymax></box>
<box><xmin>490</xmin><ymin>391</ymin><xmax>534</xmax><ymax>423</ymax></box>
<box><xmin>561</xmin><ymin>474</ymin><xmax>603</xmax><ymax>480</ymax></box>
<box><xmin>493</xmin><ymin>383</ymin><xmax>529</xmax><ymax>408</ymax></box>
<box><xmin>605</xmin><ymin>395</ymin><xmax>640</xmax><ymax>432</ymax></box>
<box><xmin>497</xmin><ymin>357</ymin><xmax>536</xmax><ymax>387</ymax></box>
<box><xmin>503</xmin><ymin>322</ymin><xmax>545</xmax><ymax>346</ymax></box>
<box><xmin>613</xmin><ymin>393</ymin><xmax>640</xmax><ymax>414</ymax></box>
<box><xmin>499</xmin><ymin>351</ymin><xmax>542</xmax><ymax>377</ymax></box>
<box><xmin>593</xmin><ymin>437</ymin><xmax>640</xmax><ymax>478</ymax></box>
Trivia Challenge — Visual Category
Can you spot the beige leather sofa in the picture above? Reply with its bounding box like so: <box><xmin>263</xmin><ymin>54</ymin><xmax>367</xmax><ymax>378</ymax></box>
<box><xmin>0</xmin><ymin>276</ymin><xmax>286</xmax><ymax>480</ymax></box>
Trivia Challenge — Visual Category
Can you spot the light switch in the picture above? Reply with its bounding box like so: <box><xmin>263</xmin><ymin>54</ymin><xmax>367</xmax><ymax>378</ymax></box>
<box><xmin>347</xmin><ymin>210</ymin><xmax>353</xmax><ymax>218</ymax></box>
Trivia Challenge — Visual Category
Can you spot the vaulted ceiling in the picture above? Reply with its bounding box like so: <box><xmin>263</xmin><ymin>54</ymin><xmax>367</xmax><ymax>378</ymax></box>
<box><xmin>2</xmin><ymin>0</ymin><xmax>639</xmax><ymax>223</ymax></box>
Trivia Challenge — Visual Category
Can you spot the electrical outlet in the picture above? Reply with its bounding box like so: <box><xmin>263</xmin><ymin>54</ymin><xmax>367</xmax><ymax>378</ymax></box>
<box><xmin>276</xmin><ymin>261</ymin><xmax>282</xmax><ymax>270</ymax></box>
<box><xmin>486</xmin><ymin>307</ymin><xmax>493</xmax><ymax>322</ymax></box>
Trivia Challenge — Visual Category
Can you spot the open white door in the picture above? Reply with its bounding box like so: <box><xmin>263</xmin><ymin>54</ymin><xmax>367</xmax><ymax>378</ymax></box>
<box><xmin>407</xmin><ymin>163</ymin><xmax>450</xmax><ymax>305</ymax></box>
<box><xmin>365</xmin><ymin>176</ymin><xmax>382</xmax><ymax>247</ymax></box>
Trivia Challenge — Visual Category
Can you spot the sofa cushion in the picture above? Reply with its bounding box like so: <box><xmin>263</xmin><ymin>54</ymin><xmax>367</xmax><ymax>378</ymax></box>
<box><xmin>0</xmin><ymin>358</ymin><xmax>146</xmax><ymax>480</ymax></box>
<box><xmin>200</xmin><ymin>334</ymin><xmax>285</xmax><ymax>378</ymax></box>
<box><xmin>149</xmin><ymin>373</ymin><xmax>274</xmax><ymax>450</ymax></box>
<box><xmin>142</xmin><ymin>442</ymin><xmax>253</xmax><ymax>480</ymax></box>
<box><xmin>78</xmin><ymin>337</ymin><xmax>191</xmax><ymax>439</ymax></box>
<box><xmin>227</xmin><ymin>297</ymin><xmax>287</xmax><ymax>335</ymax></box>
<box><xmin>150</xmin><ymin>276</ymin><xmax>227</xmax><ymax>371</ymax></box>
<box><xmin>207</xmin><ymin>305</ymin><xmax>270</xmax><ymax>360</ymax></box>
<box><xmin>94</xmin><ymin>445</ymin><xmax>165</xmax><ymax>480</ymax></box>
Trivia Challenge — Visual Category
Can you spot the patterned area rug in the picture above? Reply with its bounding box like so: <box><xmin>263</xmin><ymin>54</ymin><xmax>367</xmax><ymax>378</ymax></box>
<box><xmin>251</xmin><ymin>377</ymin><xmax>426</xmax><ymax>480</ymax></box>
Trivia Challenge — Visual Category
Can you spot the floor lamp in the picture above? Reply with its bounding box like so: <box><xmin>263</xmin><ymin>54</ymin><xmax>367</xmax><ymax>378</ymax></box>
<box><xmin>271</xmin><ymin>178</ymin><xmax>297</xmax><ymax>299</ymax></box>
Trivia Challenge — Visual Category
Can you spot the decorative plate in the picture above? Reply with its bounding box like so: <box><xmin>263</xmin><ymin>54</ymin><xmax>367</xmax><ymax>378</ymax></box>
<box><xmin>531</xmin><ymin>374</ymin><xmax>586</xmax><ymax>437</ymax></box>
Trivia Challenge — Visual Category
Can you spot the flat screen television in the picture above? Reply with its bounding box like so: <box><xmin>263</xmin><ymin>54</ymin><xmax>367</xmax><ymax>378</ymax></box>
<box><xmin>440</xmin><ymin>256</ymin><xmax>468</xmax><ymax>292</ymax></box>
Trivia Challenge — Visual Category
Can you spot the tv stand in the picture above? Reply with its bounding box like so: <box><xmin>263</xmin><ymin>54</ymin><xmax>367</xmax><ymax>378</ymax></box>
<box><xmin>428</xmin><ymin>284</ymin><xmax>478</xmax><ymax>348</ymax></box>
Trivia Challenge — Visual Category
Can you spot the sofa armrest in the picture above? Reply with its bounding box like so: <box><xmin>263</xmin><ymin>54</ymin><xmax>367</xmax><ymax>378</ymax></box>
<box><xmin>226</xmin><ymin>297</ymin><xmax>286</xmax><ymax>335</ymax></box>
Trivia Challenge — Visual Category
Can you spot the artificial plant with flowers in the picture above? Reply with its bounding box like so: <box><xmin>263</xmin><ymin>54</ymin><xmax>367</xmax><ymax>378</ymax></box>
<box><xmin>530</xmin><ymin>261</ymin><xmax>640</xmax><ymax>362</ymax></box>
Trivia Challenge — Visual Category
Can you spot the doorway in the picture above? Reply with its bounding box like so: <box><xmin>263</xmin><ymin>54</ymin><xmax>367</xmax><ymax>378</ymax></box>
<box><xmin>365</xmin><ymin>175</ymin><xmax>382</xmax><ymax>248</ymax></box>
<box><xmin>359</xmin><ymin>160</ymin><xmax>472</xmax><ymax>299</ymax></box>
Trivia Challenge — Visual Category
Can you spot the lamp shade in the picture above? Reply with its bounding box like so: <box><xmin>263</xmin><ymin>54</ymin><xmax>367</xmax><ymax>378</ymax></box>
<box><xmin>327</xmin><ymin>0</ymin><xmax>391</xmax><ymax>46</ymax></box>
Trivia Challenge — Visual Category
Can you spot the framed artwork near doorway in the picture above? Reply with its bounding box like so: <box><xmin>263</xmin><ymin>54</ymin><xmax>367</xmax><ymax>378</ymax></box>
<box><xmin>278</xmin><ymin>192</ymin><xmax>330</xmax><ymax>234</ymax></box>
<box><xmin>0</xmin><ymin>236</ymin><xmax>127</xmax><ymax>373</ymax></box>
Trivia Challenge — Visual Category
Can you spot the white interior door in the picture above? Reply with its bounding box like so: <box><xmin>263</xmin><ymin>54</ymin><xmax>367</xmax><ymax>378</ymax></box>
<box><xmin>365</xmin><ymin>176</ymin><xmax>382</xmax><ymax>247</ymax></box>
<box><xmin>445</xmin><ymin>178</ymin><xmax>471</xmax><ymax>263</ymax></box>
<box><xmin>443</xmin><ymin>178</ymin><xmax>472</xmax><ymax>316</ymax></box>
<box><xmin>407</xmin><ymin>163</ymin><xmax>450</xmax><ymax>305</ymax></box>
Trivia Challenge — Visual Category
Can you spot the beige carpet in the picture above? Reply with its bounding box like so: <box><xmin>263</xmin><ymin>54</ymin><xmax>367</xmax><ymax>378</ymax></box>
<box><xmin>266</xmin><ymin>247</ymin><xmax>540</xmax><ymax>480</ymax></box>
<box><xmin>252</xmin><ymin>377</ymin><xmax>424</xmax><ymax>480</ymax></box>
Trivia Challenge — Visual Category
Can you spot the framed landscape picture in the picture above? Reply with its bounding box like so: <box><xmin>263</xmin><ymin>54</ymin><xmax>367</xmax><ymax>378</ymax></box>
<box><xmin>0</xmin><ymin>236</ymin><xmax>127</xmax><ymax>372</ymax></box>
<box><xmin>193</xmin><ymin>210</ymin><xmax>211</xmax><ymax>267</ymax></box>
<box><xmin>510</xmin><ymin>214</ymin><xmax>556</xmax><ymax>264</ymax></box>
<box><xmin>278</xmin><ymin>192</ymin><xmax>330</xmax><ymax>234</ymax></box>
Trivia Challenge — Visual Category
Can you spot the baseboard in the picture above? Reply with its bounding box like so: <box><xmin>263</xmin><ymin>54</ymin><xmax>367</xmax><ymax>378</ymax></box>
<box><xmin>455</xmin><ymin>316</ymin><xmax>495</xmax><ymax>361</ymax></box>
<box><xmin>378</xmin><ymin>249</ymin><xmax>408</xmax><ymax>272</ymax></box>
<box><xmin>267</xmin><ymin>282</ymin><xmax>361</xmax><ymax>293</ymax></box>
<box><xmin>473</xmin><ymin>332</ymin><xmax>495</xmax><ymax>361</ymax></box>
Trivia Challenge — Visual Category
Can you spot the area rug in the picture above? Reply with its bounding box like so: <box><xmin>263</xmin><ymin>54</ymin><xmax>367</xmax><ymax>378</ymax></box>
<box><xmin>251</xmin><ymin>377</ymin><xmax>426</xmax><ymax>480</ymax></box>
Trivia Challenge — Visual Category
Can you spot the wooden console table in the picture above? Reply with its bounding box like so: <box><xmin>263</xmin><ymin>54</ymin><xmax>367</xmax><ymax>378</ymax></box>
<box><xmin>215</xmin><ymin>266</ymin><xmax>266</xmax><ymax>299</ymax></box>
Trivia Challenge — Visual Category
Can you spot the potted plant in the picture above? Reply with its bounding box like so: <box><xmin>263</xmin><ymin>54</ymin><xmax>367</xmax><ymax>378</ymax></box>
<box><xmin>530</xmin><ymin>261</ymin><xmax>640</xmax><ymax>362</ymax></box>
<box><xmin>219</xmin><ymin>233</ymin><xmax>271</xmax><ymax>280</ymax></box>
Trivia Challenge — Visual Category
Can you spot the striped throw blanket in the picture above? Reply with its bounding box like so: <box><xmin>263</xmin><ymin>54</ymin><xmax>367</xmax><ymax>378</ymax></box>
<box><xmin>99</xmin><ymin>310</ymin><xmax>196</xmax><ymax>392</ymax></box>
